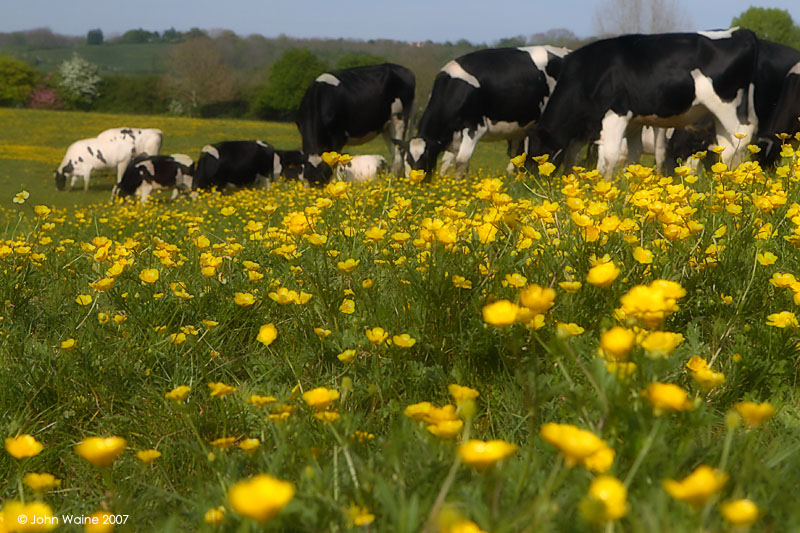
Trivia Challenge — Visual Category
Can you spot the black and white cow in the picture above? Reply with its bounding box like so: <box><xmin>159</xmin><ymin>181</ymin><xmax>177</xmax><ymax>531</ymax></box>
<box><xmin>296</xmin><ymin>63</ymin><xmax>415</xmax><ymax>184</ymax></box>
<box><xmin>55</xmin><ymin>127</ymin><xmax>163</xmax><ymax>191</ymax></box>
<box><xmin>753</xmin><ymin>40</ymin><xmax>800</xmax><ymax>164</ymax></box>
<box><xmin>116</xmin><ymin>154</ymin><xmax>194</xmax><ymax>203</ymax></box>
<box><xmin>334</xmin><ymin>154</ymin><xmax>387</xmax><ymax>182</ymax></box>
<box><xmin>192</xmin><ymin>141</ymin><xmax>304</xmax><ymax>190</ymax></box>
<box><xmin>526</xmin><ymin>29</ymin><xmax>760</xmax><ymax>178</ymax></box>
<box><xmin>396</xmin><ymin>46</ymin><xmax>569</xmax><ymax>179</ymax></box>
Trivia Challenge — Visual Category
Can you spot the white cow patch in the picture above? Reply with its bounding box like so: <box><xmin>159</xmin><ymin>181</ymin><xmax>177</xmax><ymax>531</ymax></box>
<box><xmin>170</xmin><ymin>153</ymin><xmax>193</xmax><ymax>167</ymax></box>
<box><xmin>484</xmin><ymin>118</ymin><xmax>528</xmax><ymax>141</ymax></box>
<box><xmin>316</xmin><ymin>73</ymin><xmax>341</xmax><ymax>86</ymax></box>
<box><xmin>518</xmin><ymin>46</ymin><xmax>569</xmax><ymax>103</ymax></box>
<box><xmin>137</xmin><ymin>160</ymin><xmax>155</xmax><ymax>176</ymax></box>
<box><xmin>597</xmin><ymin>110</ymin><xmax>633</xmax><ymax>178</ymax></box>
<box><xmin>391</xmin><ymin>97</ymin><xmax>403</xmax><ymax>115</ymax></box>
<box><xmin>273</xmin><ymin>153</ymin><xmax>282</xmax><ymax>179</ymax></box>
<box><xmin>256</xmin><ymin>140</ymin><xmax>270</xmax><ymax>149</ymax></box>
<box><xmin>409</xmin><ymin>138</ymin><xmax>426</xmax><ymax>162</ymax></box>
<box><xmin>308</xmin><ymin>154</ymin><xmax>323</xmax><ymax>167</ymax></box>
<box><xmin>441</xmin><ymin>60</ymin><xmax>480</xmax><ymax>88</ymax></box>
<box><xmin>202</xmin><ymin>145</ymin><xmax>220</xmax><ymax>159</ymax></box>
<box><xmin>789</xmin><ymin>61</ymin><xmax>800</xmax><ymax>76</ymax></box>
<box><xmin>697</xmin><ymin>28</ymin><xmax>738</xmax><ymax>40</ymax></box>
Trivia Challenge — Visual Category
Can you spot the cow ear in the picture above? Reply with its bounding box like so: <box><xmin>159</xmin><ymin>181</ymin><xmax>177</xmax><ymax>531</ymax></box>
<box><xmin>392</xmin><ymin>139</ymin><xmax>409</xmax><ymax>154</ymax></box>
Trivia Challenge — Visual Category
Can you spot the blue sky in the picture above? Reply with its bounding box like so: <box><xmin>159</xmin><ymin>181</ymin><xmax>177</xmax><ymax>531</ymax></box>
<box><xmin>2</xmin><ymin>0</ymin><xmax>800</xmax><ymax>43</ymax></box>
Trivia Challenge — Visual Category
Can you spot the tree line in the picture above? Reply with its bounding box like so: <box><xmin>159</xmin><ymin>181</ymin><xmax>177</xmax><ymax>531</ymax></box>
<box><xmin>1</xmin><ymin>6</ymin><xmax>799</xmax><ymax>120</ymax></box>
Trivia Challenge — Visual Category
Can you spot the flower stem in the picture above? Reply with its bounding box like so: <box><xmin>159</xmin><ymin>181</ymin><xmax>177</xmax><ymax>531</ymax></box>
<box><xmin>624</xmin><ymin>417</ymin><xmax>663</xmax><ymax>488</ymax></box>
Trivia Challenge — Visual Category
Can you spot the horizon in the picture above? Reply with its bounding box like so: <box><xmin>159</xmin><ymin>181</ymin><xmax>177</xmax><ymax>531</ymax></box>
<box><xmin>3</xmin><ymin>0</ymin><xmax>800</xmax><ymax>45</ymax></box>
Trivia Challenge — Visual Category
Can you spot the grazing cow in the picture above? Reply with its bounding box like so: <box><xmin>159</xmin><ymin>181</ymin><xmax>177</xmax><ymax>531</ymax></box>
<box><xmin>55</xmin><ymin>127</ymin><xmax>163</xmax><ymax>191</ymax></box>
<box><xmin>334</xmin><ymin>155</ymin><xmax>387</xmax><ymax>183</ymax></box>
<box><xmin>297</xmin><ymin>63</ymin><xmax>415</xmax><ymax>184</ymax></box>
<box><xmin>397</xmin><ymin>46</ymin><xmax>570</xmax><ymax>179</ymax></box>
<box><xmin>116</xmin><ymin>154</ymin><xmax>194</xmax><ymax>203</ymax></box>
<box><xmin>753</xmin><ymin>40</ymin><xmax>800</xmax><ymax>164</ymax></box>
<box><xmin>192</xmin><ymin>141</ymin><xmax>303</xmax><ymax>190</ymax></box>
<box><xmin>526</xmin><ymin>29</ymin><xmax>760</xmax><ymax>178</ymax></box>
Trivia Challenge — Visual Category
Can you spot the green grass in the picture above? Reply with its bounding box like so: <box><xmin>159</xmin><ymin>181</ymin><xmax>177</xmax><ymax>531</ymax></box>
<box><xmin>1</xmin><ymin>108</ymin><xmax>800</xmax><ymax>532</ymax></box>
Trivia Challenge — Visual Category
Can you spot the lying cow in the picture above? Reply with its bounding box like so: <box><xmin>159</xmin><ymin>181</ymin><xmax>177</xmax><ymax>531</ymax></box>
<box><xmin>396</xmin><ymin>46</ymin><xmax>569</xmax><ymax>179</ymax></box>
<box><xmin>297</xmin><ymin>63</ymin><xmax>415</xmax><ymax>184</ymax></box>
<box><xmin>334</xmin><ymin>155</ymin><xmax>387</xmax><ymax>183</ymax></box>
<box><xmin>192</xmin><ymin>141</ymin><xmax>304</xmax><ymax>191</ymax></box>
<box><xmin>116</xmin><ymin>154</ymin><xmax>194</xmax><ymax>203</ymax></box>
<box><xmin>55</xmin><ymin>127</ymin><xmax>163</xmax><ymax>191</ymax></box>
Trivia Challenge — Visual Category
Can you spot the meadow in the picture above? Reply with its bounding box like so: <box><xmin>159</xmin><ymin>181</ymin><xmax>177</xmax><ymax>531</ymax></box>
<box><xmin>1</xmin><ymin>107</ymin><xmax>800</xmax><ymax>532</ymax></box>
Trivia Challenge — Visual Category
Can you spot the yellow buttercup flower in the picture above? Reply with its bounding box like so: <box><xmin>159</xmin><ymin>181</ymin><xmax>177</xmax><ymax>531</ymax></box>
<box><xmin>540</xmin><ymin>423</ymin><xmax>606</xmax><ymax>467</ymax></box>
<box><xmin>61</xmin><ymin>338</ymin><xmax>77</xmax><ymax>350</ymax></box>
<box><xmin>5</xmin><ymin>434</ymin><xmax>44</xmax><ymax>459</ymax></box>
<box><xmin>599</xmin><ymin>326</ymin><xmax>635</xmax><ymax>361</ymax></box>
<box><xmin>721</xmin><ymin>499</ymin><xmax>760</xmax><ymax>526</ymax></box>
<box><xmin>136</xmin><ymin>449</ymin><xmax>162</xmax><ymax>464</ymax></box>
<box><xmin>139</xmin><ymin>268</ymin><xmax>159</xmax><ymax>284</ymax></box>
<box><xmin>165</xmin><ymin>385</ymin><xmax>191</xmax><ymax>401</ymax></box>
<box><xmin>392</xmin><ymin>333</ymin><xmax>416</xmax><ymax>348</ymax></box>
<box><xmin>580</xmin><ymin>475</ymin><xmax>628</xmax><ymax>523</ymax></box>
<box><xmin>1</xmin><ymin>501</ymin><xmax>57</xmax><ymax>531</ymax></box>
<box><xmin>239</xmin><ymin>438</ymin><xmax>261</xmax><ymax>452</ymax></box>
<box><xmin>337</xmin><ymin>349</ymin><xmax>357</xmax><ymax>363</ymax></box>
<box><xmin>228</xmin><ymin>474</ymin><xmax>295</xmax><ymax>523</ymax></box>
<box><xmin>640</xmin><ymin>331</ymin><xmax>684</xmax><ymax>358</ymax></box>
<box><xmin>482</xmin><ymin>300</ymin><xmax>519</xmax><ymax>327</ymax></box>
<box><xmin>733</xmin><ymin>401</ymin><xmax>775</xmax><ymax>427</ymax></box>
<box><xmin>302</xmin><ymin>387</ymin><xmax>340</xmax><ymax>410</ymax></box>
<box><xmin>766</xmin><ymin>311</ymin><xmax>798</xmax><ymax>328</ymax></box>
<box><xmin>365</xmin><ymin>327</ymin><xmax>389</xmax><ymax>345</ymax></box>
<box><xmin>257</xmin><ymin>323</ymin><xmax>278</xmax><ymax>346</ymax></box>
<box><xmin>426</xmin><ymin>419</ymin><xmax>464</xmax><ymax>439</ymax></box>
<box><xmin>75</xmin><ymin>436</ymin><xmax>127</xmax><ymax>467</ymax></box>
<box><xmin>519</xmin><ymin>284</ymin><xmax>555</xmax><ymax>314</ymax></box>
<box><xmin>645</xmin><ymin>382</ymin><xmax>693</xmax><ymax>414</ymax></box>
<box><xmin>208</xmin><ymin>382</ymin><xmax>236</xmax><ymax>397</ymax></box>
<box><xmin>23</xmin><ymin>472</ymin><xmax>61</xmax><ymax>492</ymax></box>
<box><xmin>663</xmin><ymin>465</ymin><xmax>728</xmax><ymax>507</ymax></box>
<box><xmin>204</xmin><ymin>506</ymin><xmax>226</xmax><ymax>525</ymax></box>
<box><xmin>448</xmin><ymin>384</ymin><xmax>479</xmax><ymax>403</ymax></box>
<box><xmin>586</xmin><ymin>261</ymin><xmax>620</xmax><ymax>288</ymax></box>
<box><xmin>339</xmin><ymin>298</ymin><xmax>355</xmax><ymax>314</ymax></box>
<box><xmin>75</xmin><ymin>294</ymin><xmax>93</xmax><ymax>306</ymax></box>
<box><xmin>457</xmin><ymin>439</ymin><xmax>518</xmax><ymax>470</ymax></box>
<box><xmin>337</xmin><ymin>258</ymin><xmax>360</xmax><ymax>274</ymax></box>
<box><xmin>234</xmin><ymin>292</ymin><xmax>256</xmax><ymax>307</ymax></box>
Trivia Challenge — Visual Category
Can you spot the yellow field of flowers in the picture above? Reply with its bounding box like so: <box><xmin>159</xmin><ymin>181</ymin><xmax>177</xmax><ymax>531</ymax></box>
<box><xmin>1</xmin><ymin>110</ymin><xmax>800</xmax><ymax>532</ymax></box>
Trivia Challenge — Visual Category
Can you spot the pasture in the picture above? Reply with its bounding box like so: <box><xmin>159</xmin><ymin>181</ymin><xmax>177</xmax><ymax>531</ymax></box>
<box><xmin>1</xmin><ymin>108</ymin><xmax>800</xmax><ymax>532</ymax></box>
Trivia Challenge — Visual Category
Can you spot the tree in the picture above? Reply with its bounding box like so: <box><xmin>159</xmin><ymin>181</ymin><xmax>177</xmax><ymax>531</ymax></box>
<box><xmin>732</xmin><ymin>7</ymin><xmax>800</xmax><ymax>49</ymax></box>
<box><xmin>253</xmin><ymin>48</ymin><xmax>327</xmax><ymax>120</ymax></box>
<box><xmin>593</xmin><ymin>0</ymin><xmax>691</xmax><ymax>36</ymax></box>
<box><xmin>56</xmin><ymin>54</ymin><xmax>101</xmax><ymax>108</ymax></box>
<box><xmin>163</xmin><ymin>38</ymin><xmax>238</xmax><ymax>116</ymax></box>
<box><xmin>334</xmin><ymin>54</ymin><xmax>386</xmax><ymax>70</ymax></box>
<box><xmin>86</xmin><ymin>29</ymin><xmax>103</xmax><ymax>45</ymax></box>
<box><xmin>0</xmin><ymin>55</ymin><xmax>38</xmax><ymax>107</ymax></box>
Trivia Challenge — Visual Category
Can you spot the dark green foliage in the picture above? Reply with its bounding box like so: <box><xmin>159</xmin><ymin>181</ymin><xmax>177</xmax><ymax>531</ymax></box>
<box><xmin>93</xmin><ymin>75</ymin><xmax>169</xmax><ymax>115</ymax></box>
<box><xmin>334</xmin><ymin>53</ymin><xmax>387</xmax><ymax>70</ymax></box>
<box><xmin>732</xmin><ymin>7</ymin><xmax>800</xmax><ymax>49</ymax></box>
<box><xmin>86</xmin><ymin>29</ymin><xmax>103</xmax><ymax>46</ymax></box>
<box><xmin>252</xmin><ymin>48</ymin><xmax>328</xmax><ymax>121</ymax></box>
<box><xmin>0</xmin><ymin>54</ymin><xmax>38</xmax><ymax>106</ymax></box>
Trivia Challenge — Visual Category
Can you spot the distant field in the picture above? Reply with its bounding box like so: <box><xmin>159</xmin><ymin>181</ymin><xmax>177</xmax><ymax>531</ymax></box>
<box><xmin>4</xmin><ymin>43</ymin><xmax>171</xmax><ymax>75</ymax></box>
<box><xmin>0</xmin><ymin>108</ymin><xmax>509</xmax><ymax>215</ymax></box>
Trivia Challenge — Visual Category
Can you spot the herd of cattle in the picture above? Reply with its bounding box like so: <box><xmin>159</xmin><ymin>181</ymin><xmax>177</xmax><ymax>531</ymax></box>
<box><xmin>54</xmin><ymin>27</ymin><xmax>800</xmax><ymax>202</ymax></box>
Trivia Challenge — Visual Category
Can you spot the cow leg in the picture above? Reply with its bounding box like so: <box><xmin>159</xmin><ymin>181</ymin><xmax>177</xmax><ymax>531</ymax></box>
<box><xmin>597</xmin><ymin>111</ymin><xmax>631</xmax><ymax>179</ymax></box>
<box><xmin>624</xmin><ymin>123</ymin><xmax>644</xmax><ymax>165</ymax></box>
<box><xmin>383</xmin><ymin>106</ymin><xmax>407</xmax><ymax>176</ymax></box>
<box><xmin>439</xmin><ymin>151</ymin><xmax>455</xmax><ymax>175</ymax></box>
<box><xmin>506</xmin><ymin>138</ymin><xmax>522</xmax><ymax>175</ymax></box>
<box><xmin>454</xmin><ymin>125</ymin><xmax>486</xmax><ymax>179</ymax></box>
<box><xmin>654</xmin><ymin>128</ymin><xmax>668</xmax><ymax>173</ymax></box>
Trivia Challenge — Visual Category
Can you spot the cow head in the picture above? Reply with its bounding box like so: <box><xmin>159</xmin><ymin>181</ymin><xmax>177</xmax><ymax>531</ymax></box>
<box><xmin>54</xmin><ymin>160</ymin><xmax>73</xmax><ymax>191</ymax></box>
<box><xmin>523</xmin><ymin>128</ymin><xmax>564</xmax><ymax>174</ymax></box>
<box><xmin>393</xmin><ymin>137</ymin><xmax>442</xmax><ymax>178</ymax></box>
<box><xmin>302</xmin><ymin>154</ymin><xmax>333</xmax><ymax>186</ymax></box>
